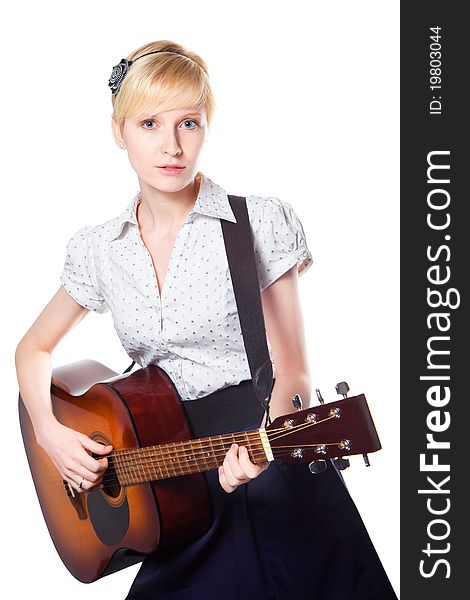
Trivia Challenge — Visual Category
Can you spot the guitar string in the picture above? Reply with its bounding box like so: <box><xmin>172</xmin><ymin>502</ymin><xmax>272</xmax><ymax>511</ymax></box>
<box><xmin>98</xmin><ymin>435</ymin><xmax>268</xmax><ymax>482</ymax></box>
<box><xmin>99</xmin><ymin>416</ymin><xmax>330</xmax><ymax>464</ymax></box>
<box><xmin>97</xmin><ymin>430</ymin><xmax>272</xmax><ymax>471</ymax></box>
<box><xmin>97</xmin><ymin>418</ymin><xmax>321</xmax><ymax>477</ymax></box>
<box><xmin>95</xmin><ymin>444</ymin><xmax>346</xmax><ymax>487</ymax></box>
<box><xmin>107</xmin><ymin>416</ymin><xmax>336</xmax><ymax>464</ymax></box>
<box><xmin>98</xmin><ymin>443</ymin><xmax>322</xmax><ymax>486</ymax></box>
<box><xmin>105</xmin><ymin>415</ymin><xmax>334</xmax><ymax>471</ymax></box>
<box><xmin>110</xmin><ymin>426</ymin><xmax>288</xmax><ymax>458</ymax></box>
<box><xmin>94</xmin><ymin>417</ymin><xmax>338</xmax><ymax>484</ymax></box>
<box><xmin>98</xmin><ymin>441</ymin><xmax>344</xmax><ymax>486</ymax></box>
<box><xmin>110</xmin><ymin>409</ymin><xmax>336</xmax><ymax>458</ymax></box>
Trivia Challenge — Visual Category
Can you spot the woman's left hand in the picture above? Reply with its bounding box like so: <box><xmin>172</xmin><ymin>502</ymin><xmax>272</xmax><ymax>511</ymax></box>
<box><xmin>218</xmin><ymin>443</ymin><xmax>270</xmax><ymax>493</ymax></box>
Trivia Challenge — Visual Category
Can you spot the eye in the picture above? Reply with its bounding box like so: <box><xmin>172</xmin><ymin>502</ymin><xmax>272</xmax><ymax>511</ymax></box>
<box><xmin>140</xmin><ymin>117</ymin><xmax>200</xmax><ymax>130</ymax></box>
<box><xmin>142</xmin><ymin>119</ymin><xmax>156</xmax><ymax>129</ymax></box>
<box><xmin>181</xmin><ymin>119</ymin><xmax>199</xmax><ymax>129</ymax></box>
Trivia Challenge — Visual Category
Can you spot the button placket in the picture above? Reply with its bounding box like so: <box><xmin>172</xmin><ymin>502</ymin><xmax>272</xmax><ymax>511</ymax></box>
<box><xmin>159</xmin><ymin>221</ymin><xmax>192</xmax><ymax>351</ymax></box>
<box><xmin>134</xmin><ymin>231</ymin><xmax>163</xmax><ymax>349</ymax></box>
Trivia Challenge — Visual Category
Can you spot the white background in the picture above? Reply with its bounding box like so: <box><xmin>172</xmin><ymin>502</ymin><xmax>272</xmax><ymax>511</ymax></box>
<box><xmin>1</xmin><ymin>1</ymin><xmax>399</xmax><ymax>597</ymax></box>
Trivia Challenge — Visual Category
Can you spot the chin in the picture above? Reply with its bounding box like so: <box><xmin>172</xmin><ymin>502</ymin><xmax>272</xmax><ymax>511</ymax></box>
<box><xmin>147</xmin><ymin>174</ymin><xmax>190</xmax><ymax>191</ymax></box>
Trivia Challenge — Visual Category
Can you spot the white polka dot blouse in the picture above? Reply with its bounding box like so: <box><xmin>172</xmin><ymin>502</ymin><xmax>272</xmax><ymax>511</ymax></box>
<box><xmin>60</xmin><ymin>171</ymin><xmax>313</xmax><ymax>401</ymax></box>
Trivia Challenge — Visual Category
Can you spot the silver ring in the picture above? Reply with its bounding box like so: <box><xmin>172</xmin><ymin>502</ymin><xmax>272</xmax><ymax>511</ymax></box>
<box><xmin>79</xmin><ymin>478</ymin><xmax>85</xmax><ymax>490</ymax></box>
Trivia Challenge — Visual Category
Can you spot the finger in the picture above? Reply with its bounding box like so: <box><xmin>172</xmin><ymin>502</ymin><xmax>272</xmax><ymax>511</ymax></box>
<box><xmin>66</xmin><ymin>465</ymin><xmax>103</xmax><ymax>484</ymax></box>
<box><xmin>77</xmin><ymin>477</ymin><xmax>90</xmax><ymax>493</ymax></box>
<box><xmin>223</xmin><ymin>454</ymin><xmax>245</xmax><ymax>487</ymax></box>
<box><xmin>223</xmin><ymin>455</ymin><xmax>252</xmax><ymax>489</ymax></box>
<box><xmin>76</xmin><ymin>443</ymin><xmax>110</xmax><ymax>474</ymax></box>
<box><xmin>81</xmin><ymin>478</ymin><xmax>103</xmax><ymax>493</ymax></box>
<box><xmin>238</xmin><ymin>446</ymin><xmax>264</xmax><ymax>479</ymax></box>
<box><xmin>218</xmin><ymin>465</ymin><xmax>236</xmax><ymax>494</ymax></box>
<box><xmin>76</xmin><ymin>452</ymin><xmax>108</xmax><ymax>475</ymax></box>
<box><xmin>62</xmin><ymin>474</ymin><xmax>99</xmax><ymax>494</ymax></box>
<box><xmin>80</xmin><ymin>436</ymin><xmax>113</xmax><ymax>456</ymax></box>
<box><xmin>224</xmin><ymin>445</ymin><xmax>247</xmax><ymax>481</ymax></box>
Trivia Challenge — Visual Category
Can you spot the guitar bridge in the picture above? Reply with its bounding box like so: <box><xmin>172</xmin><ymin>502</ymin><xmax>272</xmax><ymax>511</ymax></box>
<box><xmin>63</xmin><ymin>480</ymin><xmax>87</xmax><ymax>520</ymax></box>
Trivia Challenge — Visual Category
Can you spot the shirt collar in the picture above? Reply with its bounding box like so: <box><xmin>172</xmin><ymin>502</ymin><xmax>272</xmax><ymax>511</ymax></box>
<box><xmin>108</xmin><ymin>171</ymin><xmax>237</xmax><ymax>241</ymax></box>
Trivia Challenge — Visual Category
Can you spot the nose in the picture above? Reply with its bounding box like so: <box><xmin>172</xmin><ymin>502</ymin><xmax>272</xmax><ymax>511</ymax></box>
<box><xmin>161</xmin><ymin>127</ymin><xmax>182</xmax><ymax>155</ymax></box>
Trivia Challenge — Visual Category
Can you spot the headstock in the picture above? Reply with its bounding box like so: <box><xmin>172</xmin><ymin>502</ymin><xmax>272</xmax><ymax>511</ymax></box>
<box><xmin>266</xmin><ymin>382</ymin><xmax>381</xmax><ymax>474</ymax></box>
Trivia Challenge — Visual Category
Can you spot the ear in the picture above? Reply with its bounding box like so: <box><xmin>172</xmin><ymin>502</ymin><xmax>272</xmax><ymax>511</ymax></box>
<box><xmin>111</xmin><ymin>116</ymin><xmax>126</xmax><ymax>148</ymax></box>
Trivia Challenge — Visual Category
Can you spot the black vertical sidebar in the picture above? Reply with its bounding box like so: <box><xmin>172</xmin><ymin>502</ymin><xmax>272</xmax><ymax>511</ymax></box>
<box><xmin>401</xmin><ymin>2</ymin><xmax>467</xmax><ymax>599</ymax></box>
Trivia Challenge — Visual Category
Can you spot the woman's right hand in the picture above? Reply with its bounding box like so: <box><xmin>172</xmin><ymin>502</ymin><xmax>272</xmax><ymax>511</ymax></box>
<box><xmin>35</xmin><ymin>417</ymin><xmax>113</xmax><ymax>493</ymax></box>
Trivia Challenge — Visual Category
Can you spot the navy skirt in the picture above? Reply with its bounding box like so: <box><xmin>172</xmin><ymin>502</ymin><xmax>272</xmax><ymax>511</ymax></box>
<box><xmin>125</xmin><ymin>380</ymin><xmax>397</xmax><ymax>600</ymax></box>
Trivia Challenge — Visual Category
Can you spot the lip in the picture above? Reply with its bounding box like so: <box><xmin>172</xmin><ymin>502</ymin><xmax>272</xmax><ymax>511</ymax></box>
<box><xmin>157</xmin><ymin>165</ymin><xmax>186</xmax><ymax>175</ymax></box>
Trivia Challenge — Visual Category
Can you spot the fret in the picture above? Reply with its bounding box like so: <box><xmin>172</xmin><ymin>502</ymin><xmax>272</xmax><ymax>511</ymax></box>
<box><xmin>143</xmin><ymin>445</ymin><xmax>154</xmax><ymax>482</ymax></box>
<box><xmin>208</xmin><ymin>435</ymin><xmax>220</xmax><ymax>470</ymax></box>
<box><xmin>170</xmin><ymin>441</ymin><xmax>182</xmax><ymax>476</ymax></box>
<box><xmin>158</xmin><ymin>443</ymin><xmax>173</xmax><ymax>479</ymax></box>
<box><xmin>128</xmin><ymin>451</ymin><xmax>137</xmax><ymax>485</ymax></box>
<box><xmin>119</xmin><ymin>449</ymin><xmax>132</xmax><ymax>486</ymax></box>
<box><xmin>147</xmin><ymin>445</ymin><xmax>162</xmax><ymax>483</ymax></box>
<box><xmin>163</xmin><ymin>441</ymin><xmax>188</xmax><ymax>479</ymax></box>
<box><xmin>242</xmin><ymin>431</ymin><xmax>253</xmax><ymax>463</ymax></box>
<box><xmin>176</xmin><ymin>440</ymin><xmax>193</xmax><ymax>476</ymax></box>
<box><xmin>135</xmin><ymin>448</ymin><xmax>144</xmax><ymax>484</ymax></box>
<box><xmin>183</xmin><ymin>440</ymin><xmax>196</xmax><ymax>474</ymax></box>
<box><xmin>188</xmin><ymin>440</ymin><xmax>200</xmax><ymax>473</ymax></box>
<box><xmin>112</xmin><ymin>451</ymin><xmax>125</xmax><ymax>485</ymax></box>
<box><xmin>127</xmin><ymin>449</ymin><xmax>138</xmax><ymax>485</ymax></box>
<box><xmin>195</xmin><ymin>438</ymin><xmax>208</xmax><ymax>473</ymax></box>
<box><xmin>168</xmin><ymin>442</ymin><xmax>180</xmax><ymax>477</ymax></box>
<box><xmin>177</xmin><ymin>440</ymin><xmax>190</xmax><ymax>474</ymax></box>
<box><xmin>212</xmin><ymin>433</ymin><xmax>233</xmax><ymax>468</ymax></box>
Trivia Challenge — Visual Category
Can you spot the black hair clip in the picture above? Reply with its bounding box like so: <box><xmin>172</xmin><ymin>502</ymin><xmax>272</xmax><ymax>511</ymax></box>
<box><xmin>108</xmin><ymin>58</ymin><xmax>134</xmax><ymax>96</ymax></box>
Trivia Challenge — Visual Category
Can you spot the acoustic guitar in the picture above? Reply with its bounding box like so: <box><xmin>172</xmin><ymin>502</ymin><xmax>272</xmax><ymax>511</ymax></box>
<box><xmin>18</xmin><ymin>359</ymin><xmax>381</xmax><ymax>583</ymax></box>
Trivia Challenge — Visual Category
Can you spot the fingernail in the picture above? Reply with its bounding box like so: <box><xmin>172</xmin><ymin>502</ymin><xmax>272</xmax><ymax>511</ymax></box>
<box><xmin>240</xmin><ymin>446</ymin><xmax>246</xmax><ymax>453</ymax></box>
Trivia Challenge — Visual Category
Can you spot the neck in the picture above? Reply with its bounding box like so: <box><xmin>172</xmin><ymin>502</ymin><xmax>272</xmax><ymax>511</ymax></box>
<box><xmin>111</xmin><ymin>428</ymin><xmax>271</xmax><ymax>487</ymax></box>
<box><xmin>137</xmin><ymin>172</ymin><xmax>202</xmax><ymax>232</ymax></box>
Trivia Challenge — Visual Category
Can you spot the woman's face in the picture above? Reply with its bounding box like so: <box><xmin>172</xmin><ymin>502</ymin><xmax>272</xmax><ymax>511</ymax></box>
<box><xmin>112</xmin><ymin>106</ymin><xmax>207</xmax><ymax>193</ymax></box>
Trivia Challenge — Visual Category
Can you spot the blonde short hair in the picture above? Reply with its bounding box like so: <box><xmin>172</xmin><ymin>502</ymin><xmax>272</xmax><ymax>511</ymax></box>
<box><xmin>111</xmin><ymin>40</ymin><xmax>216</xmax><ymax>133</ymax></box>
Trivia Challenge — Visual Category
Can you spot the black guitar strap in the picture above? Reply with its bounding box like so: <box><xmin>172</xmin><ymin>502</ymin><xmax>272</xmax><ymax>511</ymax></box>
<box><xmin>221</xmin><ymin>195</ymin><xmax>274</xmax><ymax>423</ymax></box>
<box><xmin>123</xmin><ymin>194</ymin><xmax>274</xmax><ymax>423</ymax></box>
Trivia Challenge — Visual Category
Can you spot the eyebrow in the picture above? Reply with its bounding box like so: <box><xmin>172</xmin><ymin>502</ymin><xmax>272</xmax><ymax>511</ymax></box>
<box><xmin>148</xmin><ymin>111</ymin><xmax>202</xmax><ymax>118</ymax></box>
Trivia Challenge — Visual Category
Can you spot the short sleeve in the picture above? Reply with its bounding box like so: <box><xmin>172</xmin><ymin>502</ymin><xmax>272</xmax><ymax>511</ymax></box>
<box><xmin>60</xmin><ymin>225</ymin><xmax>109</xmax><ymax>313</ymax></box>
<box><xmin>249</xmin><ymin>196</ymin><xmax>313</xmax><ymax>292</ymax></box>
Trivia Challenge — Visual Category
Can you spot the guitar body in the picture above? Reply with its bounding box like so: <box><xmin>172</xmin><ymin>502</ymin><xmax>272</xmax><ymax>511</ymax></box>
<box><xmin>19</xmin><ymin>361</ymin><xmax>211</xmax><ymax>583</ymax></box>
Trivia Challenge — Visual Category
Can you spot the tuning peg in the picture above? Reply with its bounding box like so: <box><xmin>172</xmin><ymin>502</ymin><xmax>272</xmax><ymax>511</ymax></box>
<box><xmin>335</xmin><ymin>381</ymin><xmax>350</xmax><ymax>397</ymax></box>
<box><xmin>332</xmin><ymin>457</ymin><xmax>350</xmax><ymax>471</ymax></box>
<box><xmin>363</xmin><ymin>453</ymin><xmax>370</xmax><ymax>467</ymax></box>
<box><xmin>308</xmin><ymin>460</ymin><xmax>327</xmax><ymax>475</ymax></box>
<box><xmin>291</xmin><ymin>394</ymin><xmax>302</xmax><ymax>410</ymax></box>
<box><xmin>315</xmin><ymin>388</ymin><xmax>325</xmax><ymax>405</ymax></box>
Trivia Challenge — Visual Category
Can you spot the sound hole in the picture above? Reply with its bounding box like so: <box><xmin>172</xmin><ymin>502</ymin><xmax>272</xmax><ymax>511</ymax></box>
<box><xmin>102</xmin><ymin>455</ymin><xmax>121</xmax><ymax>498</ymax></box>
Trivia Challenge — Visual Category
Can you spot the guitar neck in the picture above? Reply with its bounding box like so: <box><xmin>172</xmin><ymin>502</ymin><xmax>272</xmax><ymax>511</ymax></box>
<box><xmin>112</xmin><ymin>429</ymin><xmax>270</xmax><ymax>486</ymax></box>
<box><xmin>109</xmin><ymin>395</ymin><xmax>381</xmax><ymax>487</ymax></box>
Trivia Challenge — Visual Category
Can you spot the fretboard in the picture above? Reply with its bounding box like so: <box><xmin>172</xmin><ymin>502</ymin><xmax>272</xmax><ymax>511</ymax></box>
<box><xmin>111</xmin><ymin>429</ymin><xmax>270</xmax><ymax>487</ymax></box>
